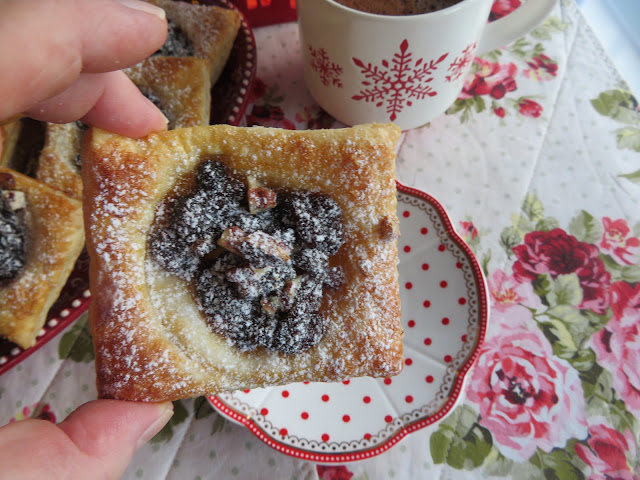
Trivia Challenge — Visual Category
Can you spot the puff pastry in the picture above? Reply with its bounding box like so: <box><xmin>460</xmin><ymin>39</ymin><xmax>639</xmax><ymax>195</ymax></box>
<box><xmin>147</xmin><ymin>0</ymin><xmax>241</xmax><ymax>84</ymax></box>
<box><xmin>35</xmin><ymin>122</ymin><xmax>85</xmax><ymax>200</ymax></box>
<box><xmin>83</xmin><ymin>123</ymin><xmax>404</xmax><ymax>402</ymax></box>
<box><xmin>0</xmin><ymin>120</ymin><xmax>21</xmax><ymax>168</ymax></box>
<box><xmin>0</xmin><ymin>168</ymin><xmax>84</xmax><ymax>349</ymax></box>
<box><xmin>124</xmin><ymin>56</ymin><xmax>212</xmax><ymax>129</ymax></box>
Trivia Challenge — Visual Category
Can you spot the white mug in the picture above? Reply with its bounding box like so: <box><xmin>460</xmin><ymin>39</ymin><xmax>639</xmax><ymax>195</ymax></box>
<box><xmin>297</xmin><ymin>0</ymin><xmax>557</xmax><ymax>130</ymax></box>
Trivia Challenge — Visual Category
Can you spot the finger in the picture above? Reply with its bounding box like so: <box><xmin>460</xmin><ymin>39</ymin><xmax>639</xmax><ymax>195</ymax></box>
<box><xmin>0</xmin><ymin>418</ymin><xmax>84</xmax><ymax>479</ymax></box>
<box><xmin>24</xmin><ymin>71</ymin><xmax>169</xmax><ymax>138</ymax></box>
<box><xmin>0</xmin><ymin>0</ymin><xmax>167</xmax><ymax>121</ymax></box>
<box><xmin>0</xmin><ymin>400</ymin><xmax>173</xmax><ymax>479</ymax></box>
<box><xmin>58</xmin><ymin>400</ymin><xmax>174</xmax><ymax>477</ymax></box>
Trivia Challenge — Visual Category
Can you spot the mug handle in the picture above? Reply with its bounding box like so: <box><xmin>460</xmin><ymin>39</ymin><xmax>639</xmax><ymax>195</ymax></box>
<box><xmin>477</xmin><ymin>0</ymin><xmax>558</xmax><ymax>54</ymax></box>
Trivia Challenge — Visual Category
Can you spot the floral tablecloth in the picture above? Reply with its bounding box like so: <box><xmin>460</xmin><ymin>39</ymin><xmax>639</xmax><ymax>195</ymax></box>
<box><xmin>1</xmin><ymin>0</ymin><xmax>639</xmax><ymax>479</ymax></box>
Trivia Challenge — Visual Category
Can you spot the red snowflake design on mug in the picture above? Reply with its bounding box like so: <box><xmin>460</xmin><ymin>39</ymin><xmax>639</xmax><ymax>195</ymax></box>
<box><xmin>309</xmin><ymin>45</ymin><xmax>344</xmax><ymax>88</ymax></box>
<box><xmin>446</xmin><ymin>43</ymin><xmax>477</xmax><ymax>82</ymax></box>
<box><xmin>351</xmin><ymin>39</ymin><xmax>448</xmax><ymax>121</ymax></box>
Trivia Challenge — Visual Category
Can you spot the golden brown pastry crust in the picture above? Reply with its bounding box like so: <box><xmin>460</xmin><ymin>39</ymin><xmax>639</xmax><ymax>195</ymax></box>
<box><xmin>0</xmin><ymin>121</ymin><xmax>21</xmax><ymax>168</ymax></box>
<box><xmin>0</xmin><ymin>168</ymin><xmax>84</xmax><ymax>349</ymax></box>
<box><xmin>124</xmin><ymin>56</ymin><xmax>212</xmax><ymax>129</ymax></box>
<box><xmin>83</xmin><ymin>124</ymin><xmax>403</xmax><ymax>402</ymax></box>
<box><xmin>147</xmin><ymin>0</ymin><xmax>241</xmax><ymax>84</ymax></box>
<box><xmin>36</xmin><ymin>122</ymin><xmax>84</xmax><ymax>200</ymax></box>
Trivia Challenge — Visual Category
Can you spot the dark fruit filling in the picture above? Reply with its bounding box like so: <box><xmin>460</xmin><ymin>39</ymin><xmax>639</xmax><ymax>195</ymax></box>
<box><xmin>0</xmin><ymin>190</ymin><xmax>27</xmax><ymax>285</ymax></box>
<box><xmin>155</xmin><ymin>20</ymin><xmax>194</xmax><ymax>57</ymax></box>
<box><xmin>149</xmin><ymin>158</ymin><xmax>345</xmax><ymax>354</ymax></box>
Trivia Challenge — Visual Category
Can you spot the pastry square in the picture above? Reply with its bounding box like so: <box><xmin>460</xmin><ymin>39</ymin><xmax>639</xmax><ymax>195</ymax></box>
<box><xmin>148</xmin><ymin>0</ymin><xmax>242</xmax><ymax>84</ymax></box>
<box><xmin>0</xmin><ymin>168</ymin><xmax>84</xmax><ymax>349</ymax></box>
<box><xmin>35</xmin><ymin>122</ymin><xmax>85</xmax><ymax>200</ymax></box>
<box><xmin>83</xmin><ymin>123</ymin><xmax>404</xmax><ymax>402</ymax></box>
<box><xmin>124</xmin><ymin>56</ymin><xmax>212</xmax><ymax>129</ymax></box>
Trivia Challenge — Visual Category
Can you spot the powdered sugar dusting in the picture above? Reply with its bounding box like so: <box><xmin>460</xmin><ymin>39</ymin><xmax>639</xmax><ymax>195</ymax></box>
<box><xmin>87</xmin><ymin>125</ymin><xmax>402</xmax><ymax>400</ymax></box>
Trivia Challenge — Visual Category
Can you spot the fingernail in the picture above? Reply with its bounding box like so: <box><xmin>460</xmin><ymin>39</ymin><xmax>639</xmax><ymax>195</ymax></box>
<box><xmin>136</xmin><ymin>402</ymin><xmax>174</xmax><ymax>450</ymax></box>
<box><xmin>117</xmin><ymin>0</ymin><xmax>166</xmax><ymax>20</ymax></box>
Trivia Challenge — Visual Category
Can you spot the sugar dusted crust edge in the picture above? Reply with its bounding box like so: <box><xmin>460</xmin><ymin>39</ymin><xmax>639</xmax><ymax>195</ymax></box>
<box><xmin>124</xmin><ymin>56</ymin><xmax>212</xmax><ymax>129</ymax></box>
<box><xmin>0</xmin><ymin>168</ymin><xmax>84</xmax><ymax>348</ymax></box>
<box><xmin>36</xmin><ymin>122</ymin><xmax>84</xmax><ymax>200</ymax></box>
<box><xmin>147</xmin><ymin>0</ymin><xmax>242</xmax><ymax>84</ymax></box>
<box><xmin>83</xmin><ymin>124</ymin><xmax>403</xmax><ymax>402</ymax></box>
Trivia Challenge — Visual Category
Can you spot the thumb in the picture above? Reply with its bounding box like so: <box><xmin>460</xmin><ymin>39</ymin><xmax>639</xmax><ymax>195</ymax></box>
<box><xmin>58</xmin><ymin>399</ymin><xmax>174</xmax><ymax>477</ymax></box>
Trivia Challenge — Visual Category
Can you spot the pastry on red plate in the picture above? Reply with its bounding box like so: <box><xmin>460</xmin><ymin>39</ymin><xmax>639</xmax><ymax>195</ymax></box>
<box><xmin>0</xmin><ymin>168</ymin><xmax>84</xmax><ymax>348</ymax></box>
<box><xmin>147</xmin><ymin>0</ymin><xmax>241</xmax><ymax>84</ymax></box>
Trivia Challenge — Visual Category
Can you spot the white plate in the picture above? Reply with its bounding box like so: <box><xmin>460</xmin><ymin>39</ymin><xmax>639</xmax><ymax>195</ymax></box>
<box><xmin>209</xmin><ymin>182</ymin><xmax>489</xmax><ymax>463</ymax></box>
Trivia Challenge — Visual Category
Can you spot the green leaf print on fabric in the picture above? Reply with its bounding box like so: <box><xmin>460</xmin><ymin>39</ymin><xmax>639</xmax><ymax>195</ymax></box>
<box><xmin>430</xmin><ymin>405</ymin><xmax>492</xmax><ymax>469</ymax></box>
<box><xmin>591</xmin><ymin>90</ymin><xmax>640</xmax><ymax>125</ymax></box>
<box><xmin>530</xmin><ymin>16</ymin><xmax>569</xmax><ymax>41</ymax></box>
<box><xmin>151</xmin><ymin>399</ymin><xmax>189</xmax><ymax>444</ymax></box>
<box><xmin>529</xmin><ymin>446</ymin><xmax>586</xmax><ymax>480</ymax></box>
<box><xmin>619</xmin><ymin>169</ymin><xmax>640</xmax><ymax>183</ymax></box>
<box><xmin>591</xmin><ymin>89</ymin><xmax>640</xmax><ymax>156</ymax></box>
<box><xmin>616</xmin><ymin>126</ymin><xmax>640</xmax><ymax>152</ymax></box>
<box><xmin>210</xmin><ymin>414</ymin><xmax>227</xmax><ymax>436</ymax></box>
<box><xmin>194</xmin><ymin>396</ymin><xmax>215</xmax><ymax>419</ymax></box>
<box><xmin>58</xmin><ymin>314</ymin><xmax>94</xmax><ymax>362</ymax></box>
<box><xmin>569</xmin><ymin>211</ymin><xmax>603</xmax><ymax>244</ymax></box>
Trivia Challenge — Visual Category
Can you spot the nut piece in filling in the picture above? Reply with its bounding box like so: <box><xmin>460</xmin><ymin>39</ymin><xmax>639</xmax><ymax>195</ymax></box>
<box><xmin>149</xmin><ymin>158</ymin><xmax>345</xmax><ymax>354</ymax></box>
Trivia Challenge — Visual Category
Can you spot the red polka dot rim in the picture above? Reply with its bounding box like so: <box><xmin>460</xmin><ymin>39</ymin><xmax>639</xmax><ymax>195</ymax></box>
<box><xmin>209</xmin><ymin>182</ymin><xmax>489</xmax><ymax>463</ymax></box>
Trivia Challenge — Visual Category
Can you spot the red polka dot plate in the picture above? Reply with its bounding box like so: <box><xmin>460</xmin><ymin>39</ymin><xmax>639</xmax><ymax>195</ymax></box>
<box><xmin>209</xmin><ymin>182</ymin><xmax>489</xmax><ymax>463</ymax></box>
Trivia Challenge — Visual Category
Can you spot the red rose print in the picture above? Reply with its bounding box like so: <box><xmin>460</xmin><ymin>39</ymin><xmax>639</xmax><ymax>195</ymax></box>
<box><xmin>488</xmin><ymin>270</ymin><xmax>542</xmax><ymax>313</ymax></box>
<box><xmin>467</xmin><ymin>307</ymin><xmax>587</xmax><ymax>460</ymax></box>
<box><xmin>460</xmin><ymin>220</ymin><xmax>479</xmax><ymax>240</ymax></box>
<box><xmin>591</xmin><ymin>281</ymin><xmax>640</xmax><ymax>416</ymax></box>
<box><xmin>574</xmin><ymin>420</ymin><xmax>640</xmax><ymax>480</ymax></box>
<box><xmin>494</xmin><ymin>106</ymin><xmax>506</xmax><ymax>118</ymax></box>
<box><xmin>518</xmin><ymin>99</ymin><xmax>543</xmax><ymax>118</ymax></box>
<box><xmin>489</xmin><ymin>0</ymin><xmax>522</xmax><ymax>22</ymax></box>
<box><xmin>599</xmin><ymin>217</ymin><xmax>640</xmax><ymax>265</ymax></box>
<box><xmin>246</xmin><ymin>104</ymin><xmax>296</xmax><ymax>130</ymax></box>
<box><xmin>317</xmin><ymin>465</ymin><xmax>355</xmax><ymax>480</ymax></box>
<box><xmin>9</xmin><ymin>402</ymin><xmax>56</xmax><ymax>423</ymax></box>
<box><xmin>295</xmin><ymin>105</ymin><xmax>337</xmax><ymax>130</ymax></box>
<box><xmin>35</xmin><ymin>404</ymin><xmax>57</xmax><ymax>423</ymax></box>
<box><xmin>513</xmin><ymin>229</ymin><xmax>611</xmax><ymax>313</ymax></box>
<box><xmin>459</xmin><ymin>59</ymin><xmax>518</xmax><ymax>100</ymax></box>
<box><xmin>524</xmin><ymin>54</ymin><xmax>559</xmax><ymax>81</ymax></box>
<box><xmin>610</xmin><ymin>280</ymin><xmax>640</xmax><ymax>319</ymax></box>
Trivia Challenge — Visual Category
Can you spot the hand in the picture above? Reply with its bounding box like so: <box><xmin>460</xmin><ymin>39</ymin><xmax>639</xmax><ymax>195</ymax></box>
<box><xmin>0</xmin><ymin>0</ymin><xmax>169</xmax><ymax>137</ymax></box>
<box><xmin>0</xmin><ymin>400</ymin><xmax>174</xmax><ymax>479</ymax></box>
<box><xmin>0</xmin><ymin>1</ymin><xmax>174</xmax><ymax>477</ymax></box>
